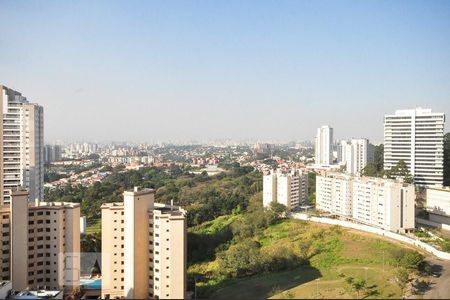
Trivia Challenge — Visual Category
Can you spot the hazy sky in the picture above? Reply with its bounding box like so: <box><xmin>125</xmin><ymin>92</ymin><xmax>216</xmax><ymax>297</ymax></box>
<box><xmin>1</xmin><ymin>0</ymin><xmax>449</xmax><ymax>144</ymax></box>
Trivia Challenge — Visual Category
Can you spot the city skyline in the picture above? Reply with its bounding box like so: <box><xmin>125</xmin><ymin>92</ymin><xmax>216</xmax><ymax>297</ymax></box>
<box><xmin>1</xmin><ymin>0</ymin><xmax>450</xmax><ymax>143</ymax></box>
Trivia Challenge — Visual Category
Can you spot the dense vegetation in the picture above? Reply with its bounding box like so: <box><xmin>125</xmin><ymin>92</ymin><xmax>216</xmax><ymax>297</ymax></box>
<box><xmin>189</xmin><ymin>209</ymin><xmax>427</xmax><ymax>298</ymax></box>
<box><xmin>46</xmin><ymin>163</ymin><xmax>261</xmax><ymax>227</ymax></box>
<box><xmin>362</xmin><ymin>159</ymin><xmax>413</xmax><ymax>183</ymax></box>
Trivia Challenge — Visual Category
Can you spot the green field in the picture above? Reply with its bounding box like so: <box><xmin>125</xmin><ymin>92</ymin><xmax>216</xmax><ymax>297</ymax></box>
<box><xmin>191</xmin><ymin>218</ymin><xmax>422</xmax><ymax>299</ymax></box>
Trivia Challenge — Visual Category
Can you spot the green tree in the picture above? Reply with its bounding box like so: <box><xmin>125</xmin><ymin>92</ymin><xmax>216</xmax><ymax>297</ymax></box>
<box><xmin>352</xmin><ymin>279</ymin><xmax>366</xmax><ymax>299</ymax></box>
<box><xmin>361</xmin><ymin>163</ymin><xmax>379</xmax><ymax>177</ymax></box>
<box><xmin>374</xmin><ymin>144</ymin><xmax>384</xmax><ymax>172</ymax></box>
<box><xmin>444</xmin><ymin>132</ymin><xmax>450</xmax><ymax>186</ymax></box>
<box><xmin>217</xmin><ymin>239</ymin><xmax>262</xmax><ymax>277</ymax></box>
<box><xmin>399</xmin><ymin>251</ymin><xmax>424</xmax><ymax>270</ymax></box>
<box><xmin>387</xmin><ymin>160</ymin><xmax>413</xmax><ymax>183</ymax></box>
<box><xmin>266</xmin><ymin>202</ymin><xmax>287</xmax><ymax>225</ymax></box>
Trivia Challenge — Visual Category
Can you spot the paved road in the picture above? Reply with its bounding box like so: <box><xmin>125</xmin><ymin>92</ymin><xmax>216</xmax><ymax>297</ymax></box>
<box><xmin>423</xmin><ymin>258</ymin><xmax>450</xmax><ymax>299</ymax></box>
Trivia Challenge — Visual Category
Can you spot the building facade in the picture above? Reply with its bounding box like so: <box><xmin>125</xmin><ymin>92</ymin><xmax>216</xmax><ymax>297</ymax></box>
<box><xmin>263</xmin><ymin>169</ymin><xmax>308</xmax><ymax>210</ymax></box>
<box><xmin>316</xmin><ymin>173</ymin><xmax>415</xmax><ymax>232</ymax></box>
<box><xmin>0</xmin><ymin>189</ymin><xmax>80</xmax><ymax>291</ymax></box>
<box><xmin>101</xmin><ymin>188</ymin><xmax>186</xmax><ymax>299</ymax></box>
<box><xmin>338</xmin><ymin>138</ymin><xmax>374</xmax><ymax>175</ymax></box>
<box><xmin>44</xmin><ymin>145</ymin><xmax>62</xmax><ymax>164</ymax></box>
<box><xmin>315</xmin><ymin>126</ymin><xmax>333</xmax><ymax>166</ymax></box>
<box><xmin>384</xmin><ymin>108</ymin><xmax>445</xmax><ymax>186</ymax></box>
<box><xmin>1</xmin><ymin>85</ymin><xmax>44</xmax><ymax>204</ymax></box>
<box><xmin>426</xmin><ymin>187</ymin><xmax>450</xmax><ymax>225</ymax></box>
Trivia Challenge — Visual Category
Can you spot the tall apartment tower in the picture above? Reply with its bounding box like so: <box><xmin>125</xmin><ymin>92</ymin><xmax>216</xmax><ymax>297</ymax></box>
<box><xmin>338</xmin><ymin>139</ymin><xmax>373</xmax><ymax>175</ymax></box>
<box><xmin>0</xmin><ymin>85</ymin><xmax>44</xmax><ymax>204</ymax></box>
<box><xmin>44</xmin><ymin>145</ymin><xmax>62</xmax><ymax>164</ymax></box>
<box><xmin>384</xmin><ymin>108</ymin><xmax>445</xmax><ymax>187</ymax></box>
<box><xmin>316</xmin><ymin>173</ymin><xmax>415</xmax><ymax>232</ymax></box>
<box><xmin>263</xmin><ymin>169</ymin><xmax>308</xmax><ymax>210</ymax></box>
<box><xmin>101</xmin><ymin>188</ymin><xmax>187</xmax><ymax>299</ymax></box>
<box><xmin>0</xmin><ymin>189</ymin><xmax>80</xmax><ymax>291</ymax></box>
<box><xmin>315</xmin><ymin>126</ymin><xmax>333</xmax><ymax>166</ymax></box>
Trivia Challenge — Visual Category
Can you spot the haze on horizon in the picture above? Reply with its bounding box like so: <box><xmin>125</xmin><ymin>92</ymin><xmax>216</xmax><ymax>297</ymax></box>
<box><xmin>0</xmin><ymin>0</ymin><xmax>449</xmax><ymax>145</ymax></box>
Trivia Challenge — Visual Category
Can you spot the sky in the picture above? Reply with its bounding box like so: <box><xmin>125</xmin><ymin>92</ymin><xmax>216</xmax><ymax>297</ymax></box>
<box><xmin>0</xmin><ymin>0</ymin><xmax>449</xmax><ymax>144</ymax></box>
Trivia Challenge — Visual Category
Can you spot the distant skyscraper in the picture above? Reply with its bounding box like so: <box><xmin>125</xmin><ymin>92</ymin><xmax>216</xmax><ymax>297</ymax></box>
<box><xmin>338</xmin><ymin>138</ymin><xmax>374</xmax><ymax>175</ymax></box>
<box><xmin>101</xmin><ymin>188</ymin><xmax>186</xmax><ymax>299</ymax></box>
<box><xmin>0</xmin><ymin>85</ymin><xmax>44</xmax><ymax>203</ymax></box>
<box><xmin>384</xmin><ymin>108</ymin><xmax>445</xmax><ymax>186</ymax></box>
<box><xmin>315</xmin><ymin>126</ymin><xmax>333</xmax><ymax>166</ymax></box>
<box><xmin>44</xmin><ymin>145</ymin><xmax>62</xmax><ymax>164</ymax></box>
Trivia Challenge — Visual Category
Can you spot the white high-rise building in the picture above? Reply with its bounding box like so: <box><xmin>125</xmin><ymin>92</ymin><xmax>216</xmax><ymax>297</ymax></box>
<box><xmin>384</xmin><ymin>108</ymin><xmax>445</xmax><ymax>187</ymax></box>
<box><xmin>338</xmin><ymin>138</ymin><xmax>373</xmax><ymax>175</ymax></box>
<box><xmin>315</xmin><ymin>126</ymin><xmax>333</xmax><ymax>166</ymax></box>
<box><xmin>0</xmin><ymin>85</ymin><xmax>44</xmax><ymax>204</ymax></box>
<box><xmin>263</xmin><ymin>169</ymin><xmax>308</xmax><ymax>210</ymax></box>
<box><xmin>316</xmin><ymin>173</ymin><xmax>415</xmax><ymax>232</ymax></box>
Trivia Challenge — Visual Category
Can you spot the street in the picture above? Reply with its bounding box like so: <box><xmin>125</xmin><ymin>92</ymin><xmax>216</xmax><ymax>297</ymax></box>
<box><xmin>423</xmin><ymin>257</ymin><xmax>450</xmax><ymax>299</ymax></box>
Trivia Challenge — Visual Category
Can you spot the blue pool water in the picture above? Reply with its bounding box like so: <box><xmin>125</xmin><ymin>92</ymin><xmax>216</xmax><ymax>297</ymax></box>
<box><xmin>80</xmin><ymin>278</ymin><xmax>102</xmax><ymax>289</ymax></box>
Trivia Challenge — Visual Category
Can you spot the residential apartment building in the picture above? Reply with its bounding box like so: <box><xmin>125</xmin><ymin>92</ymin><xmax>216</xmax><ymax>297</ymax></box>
<box><xmin>0</xmin><ymin>189</ymin><xmax>80</xmax><ymax>291</ymax></box>
<box><xmin>263</xmin><ymin>169</ymin><xmax>308</xmax><ymax>210</ymax></box>
<box><xmin>316</xmin><ymin>174</ymin><xmax>352</xmax><ymax>216</ymax></box>
<box><xmin>316</xmin><ymin>174</ymin><xmax>415</xmax><ymax>232</ymax></box>
<box><xmin>315</xmin><ymin>126</ymin><xmax>333</xmax><ymax>166</ymax></box>
<box><xmin>384</xmin><ymin>108</ymin><xmax>445</xmax><ymax>186</ymax></box>
<box><xmin>426</xmin><ymin>187</ymin><xmax>450</xmax><ymax>226</ymax></box>
<box><xmin>1</xmin><ymin>85</ymin><xmax>44</xmax><ymax>204</ymax></box>
<box><xmin>101</xmin><ymin>187</ymin><xmax>186</xmax><ymax>299</ymax></box>
<box><xmin>338</xmin><ymin>139</ymin><xmax>374</xmax><ymax>175</ymax></box>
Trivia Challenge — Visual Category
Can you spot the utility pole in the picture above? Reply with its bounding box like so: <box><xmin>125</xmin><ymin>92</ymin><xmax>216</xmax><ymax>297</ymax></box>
<box><xmin>316</xmin><ymin>278</ymin><xmax>320</xmax><ymax>298</ymax></box>
<box><xmin>194</xmin><ymin>277</ymin><xmax>197</xmax><ymax>299</ymax></box>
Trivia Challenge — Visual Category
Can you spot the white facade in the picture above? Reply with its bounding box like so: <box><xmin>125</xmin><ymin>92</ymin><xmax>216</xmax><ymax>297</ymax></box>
<box><xmin>384</xmin><ymin>108</ymin><xmax>445</xmax><ymax>187</ymax></box>
<box><xmin>315</xmin><ymin>126</ymin><xmax>333</xmax><ymax>166</ymax></box>
<box><xmin>1</xmin><ymin>86</ymin><xmax>44</xmax><ymax>204</ymax></box>
<box><xmin>316</xmin><ymin>173</ymin><xmax>415</xmax><ymax>232</ymax></box>
<box><xmin>426</xmin><ymin>187</ymin><xmax>450</xmax><ymax>225</ymax></box>
<box><xmin>263</xmin><ymin>172</ymin><xmax>277</xmax><ymax>207</ymax></box>
<box><xmin>338</xmin><ymin>138</ymin><xmax>373</xmax><ymax>175</ymax></box>
<box><xmin>263</xmin><ymin>169</ymin><xmax>308</xmax><ymax>210</ymax></box>
<box><xmin>426</xmin><ymin>187</ymin><xmax>450</xmax><ymax>216</ymax></box>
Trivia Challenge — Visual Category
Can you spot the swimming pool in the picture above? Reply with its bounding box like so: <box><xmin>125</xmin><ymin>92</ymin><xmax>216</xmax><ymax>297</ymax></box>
<box><xmin>80</xmin><ymin>278</ymin><xmax>101</xmax><ymax>289</ymax></box>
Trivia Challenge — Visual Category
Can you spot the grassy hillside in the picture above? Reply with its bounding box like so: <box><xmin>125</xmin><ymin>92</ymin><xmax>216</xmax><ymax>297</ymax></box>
<box><xmin>189</xmin><ymin>218</ymin><xmax>425</xmax><ymax>299</ymax></box>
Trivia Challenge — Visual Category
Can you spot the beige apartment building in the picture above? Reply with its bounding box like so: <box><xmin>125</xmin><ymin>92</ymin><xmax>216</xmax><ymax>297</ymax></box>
<box><xmin>0</xmin><ymin>189</ymin><xmax>80</xmax><ymax>291</ymax></box>
<box><xmin>101</xmin><ymin>187</ymin><xmax>187</xmax><ymax>299</ymax></box>
<box><xmin>263</xmin><ymin>169</ymin><xmax>308</xmax><ymax>210</ymax></box>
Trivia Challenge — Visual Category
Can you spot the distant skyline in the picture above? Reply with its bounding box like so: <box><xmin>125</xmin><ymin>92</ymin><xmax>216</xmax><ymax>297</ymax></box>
<box><xmin>1</xmin><ymin>0</ymin><xmax>449</xmax><ymax>144</ymax></box>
